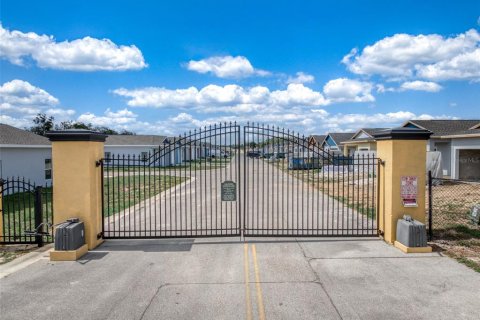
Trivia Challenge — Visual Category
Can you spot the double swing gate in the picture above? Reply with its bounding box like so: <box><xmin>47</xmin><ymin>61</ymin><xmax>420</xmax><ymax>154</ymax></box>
<box><xmin>101</xmin><ymin>123</ymin><xmax>380</xmax><ymax>239</ymax></box>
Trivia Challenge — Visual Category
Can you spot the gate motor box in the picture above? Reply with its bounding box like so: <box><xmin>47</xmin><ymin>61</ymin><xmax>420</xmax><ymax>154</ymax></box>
<box><xmin>54</xmin><ymin>218</ymin><xmax>85</xmax><ymax>251</ymax></box>
<box><xmin>396</xmin><ymin>215</ymin><xmax>428</xmax><ymax>247</ymax></box>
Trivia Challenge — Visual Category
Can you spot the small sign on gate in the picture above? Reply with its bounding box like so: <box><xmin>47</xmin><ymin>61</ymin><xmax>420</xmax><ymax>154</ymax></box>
<box><xmin>401</xmin><ymin>176</ymin><xmax>418</xmax><ymax>207</ymax></box>
<box><xmin>221</xmin><ymin>180</ymin><xmax>236</xmax><ymax>201</ymax></box>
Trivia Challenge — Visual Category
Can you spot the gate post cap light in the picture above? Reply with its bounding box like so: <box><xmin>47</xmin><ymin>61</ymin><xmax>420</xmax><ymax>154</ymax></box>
<box><xmin>46</xmin><ymin>129</ymin><xmax>107</xmax><ymax>142</ymax></box>
<box><xmin>373</xmin><ymin>127</ymin><xmax>432</xmax><ymax>141</ymax></box>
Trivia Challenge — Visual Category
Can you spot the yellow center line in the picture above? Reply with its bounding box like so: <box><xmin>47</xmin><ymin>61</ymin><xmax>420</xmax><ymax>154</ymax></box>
<box><xmin>251</xmin><ymin>244</ymin><xmax>266</xmax><ymax>320</ymax></box>
<box><xmin>244</xmin><ymin>244</ymin><xmax>253</xmax><ymax>320</ymax></box>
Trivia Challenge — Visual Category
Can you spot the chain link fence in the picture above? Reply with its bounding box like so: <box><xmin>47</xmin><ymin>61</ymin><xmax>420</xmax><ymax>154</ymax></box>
<box><xmin>427</xmin><ymin>173</ymin><xmax>480</xmax><ymax>241</ymax></box>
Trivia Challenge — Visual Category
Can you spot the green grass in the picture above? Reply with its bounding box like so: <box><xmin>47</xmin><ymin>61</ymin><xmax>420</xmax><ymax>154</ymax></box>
<box><xmin>0</xmin><ymin>250</ymin><xmax>26</xmax><ymax>264</ymax></box>
<box><xmin>1</xmin><ymin>188</ymin><xmax>53</xmax><ymax>241</ymax></box>
<box><xmin>434</xmin><ymin>223</ymin><xmax>480</xmax><ymax>240</ymax></box>
<box><xmin>103</xmin><ymin>175</ymin><xmax>187</xmax><ymax>216</ymax></box>
<box><xmin>333</xmin><ymin>195</ymin><xmax>376</xmax><ymax>219</ymax></box>
<box><xmin>431</xmin><ymin>223</ymin><xmax>480</xmax><ymax>273</ymax></box>
<box><xmin>104</xmin><ymin>157</ymin><xmax>232</xmax><ymax>172</ymax></box>
<box><xmin>455</xmin><ymin>257</ymin><xmax>480</xmax><ymax>273</ymax></box>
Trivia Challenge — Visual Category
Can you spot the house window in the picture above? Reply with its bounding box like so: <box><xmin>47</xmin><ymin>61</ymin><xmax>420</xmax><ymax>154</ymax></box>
<box><xmin>45</xmin><ymin>159</ymin><xmax>52</xmax><ymax>180</ymax></box>
<box><xmin>141</xmin><ymin>152</ymin><xmax>148</xmax><ymax>162</ymax></box>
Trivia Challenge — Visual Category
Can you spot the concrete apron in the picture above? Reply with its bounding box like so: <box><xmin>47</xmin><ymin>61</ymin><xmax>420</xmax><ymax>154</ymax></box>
<box><xmin>0</xmin><ymin>238</ymin><xmax>479</xmax><ymax>320</ymax></box>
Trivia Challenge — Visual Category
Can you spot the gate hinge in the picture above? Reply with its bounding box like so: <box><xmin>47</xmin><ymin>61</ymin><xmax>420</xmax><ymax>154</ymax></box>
<box><xmin>95</xmin><ymin>160</ymin><xmax>102</xmax><ymax>167</ymax></box>
<box><xmin>97</xmin><ymin>232</ymin><xmax>103</xmax><ymax>239</ymax></box>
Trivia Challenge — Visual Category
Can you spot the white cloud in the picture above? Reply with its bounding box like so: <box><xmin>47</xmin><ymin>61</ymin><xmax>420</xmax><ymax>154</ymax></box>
<box><xmin>0</xmin><ymin>24</ymin><xmax>147</xmax><ymax>71</ymax></box>
<box><xmin>45</xmin><ymin>108</ymin><xmax>76</xmax><ymax>117</ymax></box>
<box><xmin>78</xmin><ymin>108</ymin><xmax>138</xmax><ymax>126</ymax></box>
<box><xmin>151</xmin><ymin>110</ymin><xmax>456</xmax><ymax>136</ymax></box>
<box><xmin>0</xmin><ymin>79</ymin><xmax>59</xmax><ymax>107</ymax></box>
<box><xmin>375</xmin><ymin>84</ymin><xmax>396</xmax><ymax>93</ymax></box>
<box><xmin>0</xmin><ymin>79</ymin><xmax>75</xmax><ymax>125</ymax></box>
<box><xmin>271</xmin><ymin>83</ymin><xmax>327</xmax><ymax>106</ymax></box>
<box><xmin>342</xmin><ymin>29</ymin><xmax>480</xmax><ymax>81</ymax></box>
<box><xmin>323</xmin><ymin>78</ymin><xmax>374</xmax><ymax>102</ymax></box>
<box><xmin>400</xmin><ymin>81</ymin><xmax>443</xmax><ymax>92</ymax></box>
<box><xmin>186</xmin><ymin>55</ymin><xmax>269</xmax><ymax>78</ymax></box>
<box><xmin>0</xmin><ymin>114</ymin><xmax>31</xmax><ymax>128</ymax></box>
<box><xmin>287</xmin><ymin>72</ymin><xmax>315</xmax><ymax>84</ymax></box>
<box><xmin>114</xmin><ymin>83</ymin><xmax>329</xmax><ymax>112</ymax></box>
<box><xmin>416</xmin><ymin>48</ymin><xmax>480</xmax><ymax>81</ymax></box>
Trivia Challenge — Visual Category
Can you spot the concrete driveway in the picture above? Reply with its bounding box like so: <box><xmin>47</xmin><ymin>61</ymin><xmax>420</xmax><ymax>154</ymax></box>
<box><xmin>1</xmin><ymin>238</ymin><xmax>479</xmax><ymax>320</ymax></box>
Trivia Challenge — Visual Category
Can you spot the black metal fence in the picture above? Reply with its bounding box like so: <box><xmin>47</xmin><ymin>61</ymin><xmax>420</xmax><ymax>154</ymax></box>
<box><xmin>427</xmin><ymin>171</ymin><xmax>480</xmax><ymax>240</ymax></box>
<box><xmin>0</xmin><ymin>177</ymin><xmax>54</xmax><ymax>246</ymax></box>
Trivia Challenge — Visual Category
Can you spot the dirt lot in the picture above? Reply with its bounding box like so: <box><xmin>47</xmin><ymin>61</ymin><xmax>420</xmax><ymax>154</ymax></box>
<box><xmin>427</xmin><ymin>180</ymin><xmax>480</xmax><ymax>272</ymax></box>
<box><xmin>276</xmin><ymin>160</ymin><xmax>377</xmax><ymax>219</ymax></box>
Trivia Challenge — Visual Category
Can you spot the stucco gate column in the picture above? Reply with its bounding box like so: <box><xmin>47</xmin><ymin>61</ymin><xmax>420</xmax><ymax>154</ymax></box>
<box><xmin>373</xmin><ymin>127</ymin><xmax>432</xmax><ymax>247</ymax></box>
<box><xmin>47</xmin><ymin>130</ymin><xmax>106</xmax><ymax>250</ymax></box>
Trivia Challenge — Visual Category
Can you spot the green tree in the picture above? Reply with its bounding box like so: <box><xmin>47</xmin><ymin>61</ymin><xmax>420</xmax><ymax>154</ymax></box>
<box><xmin>36</xmin><ymin>117</ymin><xmax>136</xmax><ymax>136</ymax></box>
<box><xmin>29</xmin><ymin>113</ymin><xmax>54</xmax><ymax>136</ymax></box>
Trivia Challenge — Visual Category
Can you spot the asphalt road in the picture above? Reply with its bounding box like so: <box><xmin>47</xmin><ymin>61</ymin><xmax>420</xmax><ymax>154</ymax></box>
<box><xmin>1</xmin><ymin>238</ymin><xmax>479</xmax><ymax>320</ymax></box>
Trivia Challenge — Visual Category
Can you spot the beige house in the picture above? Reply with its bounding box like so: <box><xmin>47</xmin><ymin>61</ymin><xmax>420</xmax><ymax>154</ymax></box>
<box><xmin>340</xmin><ymin>128</ymin><xmax>387</xmax><ymax>156</ymax></box>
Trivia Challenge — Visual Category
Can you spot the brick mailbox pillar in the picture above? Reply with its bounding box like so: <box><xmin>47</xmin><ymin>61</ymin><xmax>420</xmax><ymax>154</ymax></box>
<box><xmin>373</xmin><ymin>127</ymin><xmax>432</xmax><ymax>246</ymax></box>
<box><xmin>47</xmin><ymin>130</ymin><xmax>106</xmax><ymax>250</ymax></box>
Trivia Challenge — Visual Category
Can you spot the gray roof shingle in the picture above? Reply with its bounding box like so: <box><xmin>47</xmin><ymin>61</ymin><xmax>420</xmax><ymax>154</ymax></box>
<box><xmin>329</xmin><ymin>132</ymin><xmax>355</xmax><ymax>145</ymax></box>
<box><xmin>405</xmin><ymin>120</ymin><xmax>480</xmax><ymax>137</ymax></box>
<box><xmin>362</xmin><ymin>128</ymin><xmax>389</xmax><ymax>136</ymax></box>
<box><xmin>0</xmin><ymin>124</ymin><xmax>50</xmax><ymax>145</ymax></box>
<box><xmin>343</xmin><ymin>128</ymin><xmax>389</xmax><ymax>143</ymax></box>
<box><xmin>309</xmin><ymin>135</ymin><xmax>326</xmax><ymax>145</ymax></box>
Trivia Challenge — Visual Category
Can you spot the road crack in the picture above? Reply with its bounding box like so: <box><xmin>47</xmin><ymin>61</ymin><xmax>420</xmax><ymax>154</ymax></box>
<box><xmin>296</xmin><ymin>240</ymin><xmax>344</xmax><ymax>320</ymax></box>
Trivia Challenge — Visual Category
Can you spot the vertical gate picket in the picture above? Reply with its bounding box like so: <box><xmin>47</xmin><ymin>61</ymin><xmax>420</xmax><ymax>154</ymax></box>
<box><xmin>34</xmin><ymin>186</ymin><xmax>43</xmax><ymax>247</ymax></box>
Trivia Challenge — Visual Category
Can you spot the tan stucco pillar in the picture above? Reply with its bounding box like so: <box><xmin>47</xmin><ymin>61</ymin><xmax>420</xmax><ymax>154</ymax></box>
<box><xmin>47</xmin><ymin>130</ymin><xmax>106</xmax><ymax>250</ymax></box>
<box><xmin>0</xmin><ymin>181</ymin><xmax>3</xmax><ymax>243</ymax></box>
<box><xmin>374</xmin><ymin>128</ymin><xmax>432</xmax><ymax>244</ymax></box>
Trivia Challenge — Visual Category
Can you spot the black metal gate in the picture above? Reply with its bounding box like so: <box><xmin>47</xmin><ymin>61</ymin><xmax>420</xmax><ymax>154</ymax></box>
<box><xmin>101</xmin><ymin>123</ymin><xmax>241</xmax><ymax>238</ymax></box>
<box><xmin>101</xmin><ymin>123</ymin><xmax>379</xmax><ymax>238</ymax></box>
<box><xmin>0</xmin><ymin>178</ymin><xmax>53</xmax><ymax>245</ymax></box>
<box><xmin>243</xmin><ymin>124</ymin><xmax>379</xmax><ymax>236</ymax></box>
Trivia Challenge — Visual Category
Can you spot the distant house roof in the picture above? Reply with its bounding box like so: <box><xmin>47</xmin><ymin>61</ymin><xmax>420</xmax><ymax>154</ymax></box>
<box><xmin>328</xmin><ymin>132</ymin><xmax>355</xmax><ymax>145</ymax></box>
<box><xmin>342</xmin><ymin>128</ymin><xmax>389</xmax><ymax>143</ymax></box>
<box><xmin>105</xmin><ymin>135</ymin><xmax>167</xmax><ymax>146</ymax></box>
<box><xmin>402</xmin><ymin>120</ymin><xmax>480</xmax><ymax>138</ymax></box>
<box><xmin>308</xmin><ymin>135</ymin><xmax>326</xmax><ymax>146</ymax></box>
<box><xmin>0</xmin><ymin>124</ymin><xmax>51</xmax><ymax>146</ymax></box>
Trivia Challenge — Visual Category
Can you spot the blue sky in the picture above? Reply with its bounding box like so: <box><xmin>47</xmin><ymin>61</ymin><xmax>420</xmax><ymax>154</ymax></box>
<box><xmin>1</xmin><ymin>0</ymin><xmax>479</xmax><ymax>135</ymax></box>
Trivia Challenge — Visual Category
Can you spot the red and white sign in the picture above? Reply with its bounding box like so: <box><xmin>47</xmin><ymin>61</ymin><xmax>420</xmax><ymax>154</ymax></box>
<box><xmin>401</xmin><ymin>176</ymin><xmax>418</xmax><ymax>207</ymax></box>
